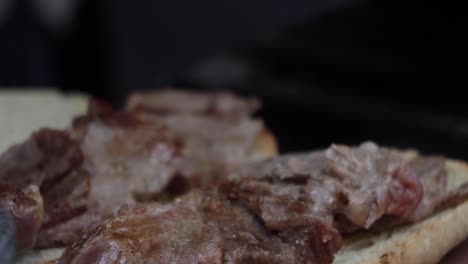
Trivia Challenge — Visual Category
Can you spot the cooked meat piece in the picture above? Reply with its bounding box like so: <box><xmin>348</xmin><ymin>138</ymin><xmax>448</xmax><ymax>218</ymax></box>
<box><xmin>71</xmin><ymin>100</ymin><xmax>144</xmax><ymax>139</ymax></box>
<box><xmin>125</xmin><ymin>90</ymin><xmax>269</xmax><ymax>187</ymax></box>
<box><xmin>126</xmin><ymin>89</ymin><xmax>260</xmax><ymax>118</ymax></box>
<box><xmin>0</xmin><ymin>129</ymin><xmax>83</xmax><ymax>188</ymax></box>
<box><xmin>56</xmin><ymin>202</ymin><xmax>223</xmax><ymax>264</ymax></box>
<box><xmin>188</xmin><ymin>189</ymin><xmax>341</xmax><ymax>264</ymax></box>
<box><xmin>72</xmin><ymin>101</ymin><xmax>182</xmax><ymax>218</ymax></box>
<box><xmin>335</xmin><ymin>155</ymin><xmax>456</xmax><ymax>232</ymax></box>
<box><xmin>406</xmin><ymin>156</ymin><xmax>447</xmax><ymax>221</ymax></box>
<box><xmin>220</xmin><ymin>179</ymin><xmax>333</xmax><ymax>229</ymax></box>
<box><xmin>37</xmin><ymin>169</ymin><xmax>92</xmax><ymax>248</ymax></box>
<box><xmin>142</xmin><ymin>113</ymin><xmax>264</xmax><ymax>186</ymax></box>
<box><xmin>228</xmin><ymin>142</ymin><xmax>426</xmax><ymax>230</ymax></box>
<box><xmin>37</xmin><ymin>212</ymin><xmax>101</xmax><ymax>249</ymax></box>
<box><xmin>0</xmin><ymin>129</ymin><xmax>90</xmax><ymax>248</ymax></box>
<box><xmin>57</xmin><ymin>189</ymin><xmax>341</xmax><ymax>264</ymax></box>
<box><xmin>219</xmin><ymin>179</ymin><xmax>342</xmax><ymax>264</ymax></box>
<box><xmin>0</xmin><ymin>183</ymin><xmax>43</xmax><ymax>251</ymax></box>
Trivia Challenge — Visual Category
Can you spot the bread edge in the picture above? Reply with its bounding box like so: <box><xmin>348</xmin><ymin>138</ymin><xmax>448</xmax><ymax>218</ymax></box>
<box><xmin>247</xmin><ymin>128</ymin><xmax>279</xmax><ymax>161</ymax></box>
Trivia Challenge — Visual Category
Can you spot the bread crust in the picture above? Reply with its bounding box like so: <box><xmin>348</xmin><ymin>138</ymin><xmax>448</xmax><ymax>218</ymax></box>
<box><xmin>247</xmin><ymin>128</ymin><xmax>279</xmax><ymax>160</ymax></box>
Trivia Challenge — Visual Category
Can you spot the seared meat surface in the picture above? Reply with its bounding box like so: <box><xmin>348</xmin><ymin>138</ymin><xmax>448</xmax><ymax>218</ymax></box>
<box><xmin>57</xmin><ymin>189</ymin><xmax>341</xmax><ymax>264</ymax></box>
<box><xmin>192</xmin><ymin>190</ymin><xmax>340</xmax><ymax>264</ymax></box>
<box><xmin>57</xmin><ymin>201</ymin><xmax>223</xmax><ymax>264</ymax></box>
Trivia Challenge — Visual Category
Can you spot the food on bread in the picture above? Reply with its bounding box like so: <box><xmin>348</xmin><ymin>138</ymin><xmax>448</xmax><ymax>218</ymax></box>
<box><xmin>55</xmin><ymin>188</ymin><xmax>340</xmax><ymax>264</ymax></box>
<box><xmin>3</xmin><ymin>90</ymin><xmax>468</xmax><ymax>264</ymax></box>
<box><xmin>226</xmin><ymin>143</ymin><xmax>453</xmax><ymax>233</ymax></box>
<box><xmin>334</xmin><ymin>159</ymin><xmax>468</xmax><ymax>264</ymax></box>
<box><xmin>0</xmin><ymin>90</ymin><xmax>277</xmax><ymax>254</ymax></box>
<box><xmin>53</xmin><ymin>142</ymin><xmax>468</xmax><ymax>264</ymax></box>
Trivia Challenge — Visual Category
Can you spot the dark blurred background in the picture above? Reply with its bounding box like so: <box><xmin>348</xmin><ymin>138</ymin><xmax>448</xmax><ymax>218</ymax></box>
<box><xmin>0</xmin><ymin>0</ymin><xmax>467</xmax><ymax>159</ymax></box>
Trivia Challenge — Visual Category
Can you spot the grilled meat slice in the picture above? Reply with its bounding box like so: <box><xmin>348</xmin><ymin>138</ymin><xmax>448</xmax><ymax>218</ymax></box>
<box><xmin>228</xmin><ymin>142</ymin><xmax>430</xmax><ymax>231</ymax></box>
<box><xmin>57</xmin><ymin>189</ymin><xmax>341</xmax><ymax>264</ymax></box>
<box><xmin>56</xmin><ymin>201</ymin><xmax>223</xmax><ymax>264</ymax></box>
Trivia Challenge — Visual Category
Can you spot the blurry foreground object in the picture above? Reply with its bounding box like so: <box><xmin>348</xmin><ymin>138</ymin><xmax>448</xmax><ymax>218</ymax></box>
<box><xmin>0</xmin><ymin>207</ymin><xmax>15</xmax><ymax>264</ymax></box>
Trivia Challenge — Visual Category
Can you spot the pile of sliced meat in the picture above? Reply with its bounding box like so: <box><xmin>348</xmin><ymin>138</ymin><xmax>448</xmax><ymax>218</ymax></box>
<box><xmin>0</xmin><ymin>90</ymin><xmax>270</xmax><ymax>251</ymax></box>
<box><xmin>54</xmin><ymin>142</ymin><xmax>468</xmax><ymax>264</ymax></box>
<box><xmin>0</xmin><ymin>129</ymin><xmax>88</xmax><ymax>249</ymax></box>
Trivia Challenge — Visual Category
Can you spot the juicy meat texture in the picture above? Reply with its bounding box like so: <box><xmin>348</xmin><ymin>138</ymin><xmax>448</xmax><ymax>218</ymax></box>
<box><xmin>228</xmin><ymin>142</ymin><xmax>428</xmax><ymax>231</ymax></box>
<box><xmin>56</xmin><ymin>201</ymin><xmax>223</xmax><ymax>264</ymax></box>
<box><xmin>58</xmin><ymin>190</ymin><xmax>341</xmax><ymax>264</ymax></box>
<box><xmin>0</xmin><ymin>183</ymin><xmax>43</xmax><ymax>251</ymax></box>
<box><xmin>74</xmin><ymin>102</ymin><xmax>182</xmax><ymax>218</ymax></box>
<box><xmin>0</xmin><ymin>129</ymin><xmax>90</xmax><ymax>248</ymax></box>
<box><xmin>125</xmin><ymin>90</ymin><xmax>267</xmax><ymax>187</ymax></box>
